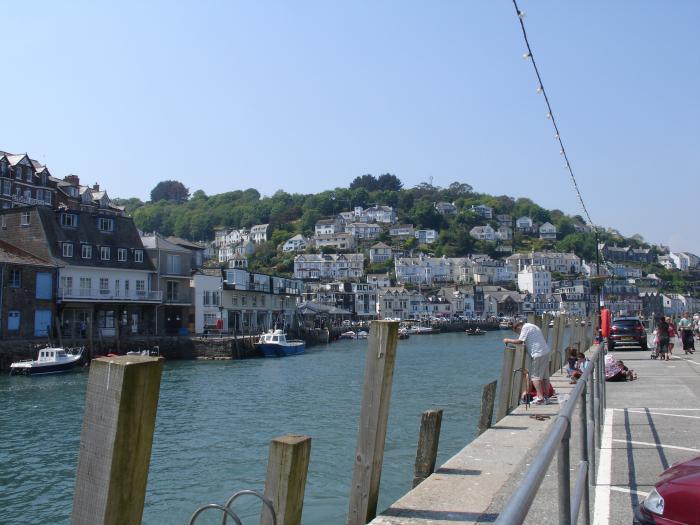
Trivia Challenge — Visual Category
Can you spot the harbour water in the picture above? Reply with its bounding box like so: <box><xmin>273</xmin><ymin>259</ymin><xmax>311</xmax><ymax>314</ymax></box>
<box><xmin>0</xmin><ymin>331</ymin><xmax>507</xmax><ymax>524</ymax></box>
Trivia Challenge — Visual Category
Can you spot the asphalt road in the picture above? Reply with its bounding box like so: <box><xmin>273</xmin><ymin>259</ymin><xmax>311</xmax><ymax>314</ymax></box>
<box><xmin>594</xmin><ymin>343</ymin><xmax>700</xmax><ymax>524</ymax></box>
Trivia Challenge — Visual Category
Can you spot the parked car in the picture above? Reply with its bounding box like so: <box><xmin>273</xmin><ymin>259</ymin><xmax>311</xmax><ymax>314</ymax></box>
<box><xmin>634</xmin><ymin>455</ymin><xmax>700</xmax><ymax>525</ymax></box>
<box><xmin>608</xmin><ymin>316</ymin><xmax>648</xmax><ymax>351</ymax></box>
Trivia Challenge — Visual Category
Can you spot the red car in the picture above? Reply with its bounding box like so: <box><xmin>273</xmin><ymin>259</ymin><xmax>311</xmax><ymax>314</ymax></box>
<box><xmin>634</xmin><ymin>455</ymin><xmax>700</xmax><ymax>524</ymax></box>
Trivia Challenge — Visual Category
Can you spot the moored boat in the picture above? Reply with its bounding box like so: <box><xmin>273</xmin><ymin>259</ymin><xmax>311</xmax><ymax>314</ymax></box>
<box><xmin>340</xmin><ymin>331</ymin><xmax>357</xmax><ymax>340</ymax></box>
<box><xmin>465</xmin><ymin>328</ymin><xmax>486</xmax><ymax>336</ymax></box>
<box><xmin>10</xmin><ymin>347</ymin><xmax>85</xmax><ymax>376</ymax></box>
<box><xmin>255</xmin><ymin>329</ymin><xmax>305</xmax><ymax>357</ymax></box>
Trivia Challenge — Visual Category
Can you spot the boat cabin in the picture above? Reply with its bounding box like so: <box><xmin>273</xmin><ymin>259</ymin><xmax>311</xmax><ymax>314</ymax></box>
<box><xmin>37</xmin><ymin>348</ymin><xmax>68</xmax><ymax>362</ymax></box>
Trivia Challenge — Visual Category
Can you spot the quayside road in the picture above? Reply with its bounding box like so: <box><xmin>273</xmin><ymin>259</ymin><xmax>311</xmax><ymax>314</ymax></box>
<box><xmin>371</xmin><ymin>342</ymin><xmax>700</xmax><ymax>524</ymax></box>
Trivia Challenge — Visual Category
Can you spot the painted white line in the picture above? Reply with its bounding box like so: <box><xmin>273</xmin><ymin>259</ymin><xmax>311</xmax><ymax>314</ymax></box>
<box><xmin>609</xmin><ymin>486</ymin><xmax>650</xmax><ymax>498</ymax></box>
<box><xmin>612</xmin><ymin>439</ymin><xmax>700</xmax><ymax>453</ymax></box>
<box><xmin>618</xmin><ymin>408</ymin><xmax>700</xmax><ymax>411</ymax></box>
<box><xmin>593</xmin><ymin>408</ymin><xmax>614</xmax><ymax>525</ymax></box>
<box><xmin>612</xmin><ymin>408</ymin><xmax>700</xmax><ymax>420</ymax></box>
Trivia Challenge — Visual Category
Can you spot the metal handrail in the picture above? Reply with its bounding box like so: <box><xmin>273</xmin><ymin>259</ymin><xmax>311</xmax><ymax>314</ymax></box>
<box><xmin>495</xmin><ymin>342</ymin><xmax>604</xmax><ymax>525</ymax></box>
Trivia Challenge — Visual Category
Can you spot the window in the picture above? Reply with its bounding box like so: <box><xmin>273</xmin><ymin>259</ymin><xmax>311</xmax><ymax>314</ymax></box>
<box><xmin>166</xmin><ymin>254</ymin><xmax>181</xmax><ymax>274</ymax></box>
<box><xmin>82</xmin><ymin>244</ymin><xmax>92</xmax><ymax>259</ymax></box>
<box><xmin>60</xmin><ymin>276</ymin><xmax>73</xmax><ymax>292</ymax></box>
<box><xmin>124</xmin><ymin>280</ymin><xmax>129</xmax><ymax>295</ymax></box>
<box><xmin>45</xmin><ymin>191</ymin><xmax>52</xmax><ymax>204</ymax></box>
<box><xmin>26</xmin><ymin>168</ymin><xmax>32</xmax><ymax>182</ymax></box>
<box><xmin>136</xmin><ymin>280</ymin><xmax>145</xmax><ymax>293</ymax></box>
<box><xmin>117</xmin><ymin>248</ymin><xmax>127</xmax><ymax>262</ymax></box>
<box><xmin>2</xmin><ymin>180</ymin><xmax>10</xmax><ymax>196</ymax></box>
<box><xmin>231</xmin><ymin>295</ymin><xmax>238</xmax><ymax>306</ymax></box>
<box><xmin>134</xmin><ymin>250</ymin><xmax>143</xmax><ymax>263</ymax></box>
<box><xmin>100</xmin><ymin>278</ymin><xmax>109</xmax><ymax>294</ymax></box>
<box><xmin>97</xmin><ymin>217</ymin><xmax>114</xmax><ymax>232</ymax></box>
<box><xmin>79</xmin><ymin>277</ymin><xmax>92</xmax><ymax>296</ymax></box>
<box><xmin>15</xmin><ymin>166</ymin><xmax>22</xmax><ymax>180</ymax></box>
<box><xmin>20</xmin><ymin>211</ymin><xmax>30</xmax><ymax>226</ymax></box>
<box><xmin>36</xmin><ymin>272</ymin><xmax>52</xmax><ymax>300</ymax></box>
<box><xmin>36</xmin><ymin>189</ymin><xmax>43</xmax><ymax>202</ymax></box>
<box><xmin>167</xmin><ymin>281</ymin><xmax>179</xmax><ymax>302</ymax></box>
<box><xmin>24</xmin><ymin>189</ymin><xmax>31</xmax><ymax>200</ymax></box>
<box><xmin>9</xmin><ymin>268</ymin><xmax>21</xmax><ymax>287</ymax></box>
<box><xmin>203</xmin><ymin>290</ymin><xmax>220</xmax><ymax>306</ymax></box>
<box><xmin>62</xmin><ymin>243</ymin><xmax>73</xmax><ymax>257</ymax></box>
<box><xmin>203</xmin><ymin>313</ymin><xmax>217</xmax><ymax>327</ymax></box>
<box><xmin>8</xmin><ymin>311</ymin><xmax>20</xmax><ymax>331</ymax></box>
<box><xmin>100</xmin><ymin>247</ymin><xmax>110</xmax><ymax>260</ymax></box>
<box><xmin>60</xmin><ymin>213</ymin><xmax>78</xmax><ymax>227</ymax></box>
<box><xmin>0</xmin><ymin>162</ymin><xmax>5</xmax><ymax>176</ymax></box>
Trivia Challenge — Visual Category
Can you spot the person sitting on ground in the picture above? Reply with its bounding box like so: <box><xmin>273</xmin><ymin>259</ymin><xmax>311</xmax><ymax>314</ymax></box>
<box><xmin>616</xmin><ymin>360</ymin><xmax>636</xmax><ymax>381</ymax></box>
<box><xmin>569</xmin><ymin>352</ymin><xmax>589</xmax><ymax>382</ymax></box>
<box><xmin>565</xmin><ymin>346</ymin><xmax>578</xmax><ymax>378</ymax></box>
<box><xmin>504</xmin><ymin>320</ymin><xmax>552</xmax><ymax>405</ymax></box>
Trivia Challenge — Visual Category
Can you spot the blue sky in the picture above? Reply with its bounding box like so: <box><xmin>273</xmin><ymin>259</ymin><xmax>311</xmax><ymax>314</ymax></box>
<box><xmin>2</xmin><ymin>1</ymin><xmax>699</xmax><ymax>253</ymax></box>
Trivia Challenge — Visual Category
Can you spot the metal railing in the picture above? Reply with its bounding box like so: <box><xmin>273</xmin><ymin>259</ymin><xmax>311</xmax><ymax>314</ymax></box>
<box><xmin>495</xmin><ymin>342</ymin><xmax>606</xmax><ymax>525</ymax></box>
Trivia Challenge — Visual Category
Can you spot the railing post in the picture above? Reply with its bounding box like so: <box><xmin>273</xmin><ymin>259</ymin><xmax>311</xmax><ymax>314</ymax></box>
<box><xmin>412</xmin><ymin>409</ymin><xmax>443</xmax><ymax>488</ymax></box>
<box><xmin>477</xmin><ymin>381</ymin><xmax>497</xmax><ymax>436</ymax></box>
<box><xmin>557</xmin><ymin>421</ymin><xmax>572</xmax><ymax>525</ymax></box>
<box><xmin>262</xmin><ymin>434</ymin><xmax>311</xmax><ymax>525</ymax></box>
<box><xmin>587</xmin><ymin>364</ymin><xmax>596</xmax><ymax>478</ymax></box>
<box><xmin>347</xmin><ymin>321</ymin><xmax>399</xmax><ymax>525</ymax></box>
<box><xmin>496</xmin><ymin>345</ymin><xmax>516</xmax><ymax>421</ymax></box>
<box><xmin>579</xmin><ymin>383</ymin><xmax>591</xmax><ymax>525</ymax></box>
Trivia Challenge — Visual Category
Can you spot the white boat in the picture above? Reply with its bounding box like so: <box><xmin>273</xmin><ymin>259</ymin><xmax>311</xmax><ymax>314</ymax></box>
<box><xmin>10</xmin><ymin>347</ymin><xmax>85</xmax><ymax>376</ymax></box>
<box><xmin>126</xmin><ymin>346</ymin><xmax>160</xmax><ymax>357</ymax></box>
<box><xmin>356</xmin><ymin>331</ymin><xmax>368</xmax><ymax>339</ymax></box>
<box><xmin>255</xmin><ymin>329</ymin><xmax>306</xmax><ymax>357</ymax></box>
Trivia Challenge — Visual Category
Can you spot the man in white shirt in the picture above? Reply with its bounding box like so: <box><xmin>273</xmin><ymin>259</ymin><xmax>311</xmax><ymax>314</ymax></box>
<box><xmin>503</xmin><ymin>320</ymin><xmax>552</xmax><ymax>404</ymax></box>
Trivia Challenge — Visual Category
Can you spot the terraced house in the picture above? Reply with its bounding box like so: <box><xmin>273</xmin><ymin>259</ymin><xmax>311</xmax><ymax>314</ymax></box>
<box><xmin>0</xmin><ymin>205</ymin><xmax>158</xmax><ymax>339</ymax></box>
<box><xmin>293</xmin><ymin>253</ymin><xmax>364</xmax><ymax>281</ymax></box>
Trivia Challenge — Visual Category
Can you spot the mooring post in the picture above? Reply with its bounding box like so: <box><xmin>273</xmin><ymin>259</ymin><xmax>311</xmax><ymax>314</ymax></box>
<box><xmin>412</xmin><ymin>409</ymin><xmax>443</xmax><ymax>488</ymax></box>
<box><xmin>476</xmin><ymin>380</ymin><xmax>497</xmax><ymax>436</ymax></box>
<box><xmin>262</xmin><ymin>434</ymin><xmax>312</xmax><ymax>525</ymax></box>
<box><xmin>496</xmin><ymin>344</ymin><xmax>516</xmax><ymax>422</ymax></box>
<box><xmin>71</xmin><ymin>355</ymin><xmax>164</xmax><ymax>525</ymax></box>
<box><xmin>347</xmin><ymin>321</ymin><xmax>399</xmax><ymax>525</ymax></box>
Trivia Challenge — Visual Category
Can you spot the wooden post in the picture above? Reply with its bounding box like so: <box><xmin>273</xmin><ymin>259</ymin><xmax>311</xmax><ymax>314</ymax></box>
<box><xmin>508</xmin><ymin>343</ymin><xmax>524</xmax><ymax>410</ymax></box>
<box><xmin>496</xmin><ymin>344</ymin><xmax>516</xmax><ymax>422</ymax></box>
<box><xmin>412</xmin><ymin>409</ymin><xmax>443</xmax><ymax>488</ymax></box>
<box><xmin>476</xmin><ymin>381</ymin><xmax>497</xmax><ymax>436</ymax></box>
<box><xmin>347</xmin><ymin>321</ymin><xmax>399</xmax><ymax>525</ymax></box>
<box><xmin>71</xmin><ymin>355</ymin><xmax>164</xmax><ymax>525</ymax></box>
<box><xmin>262</xmin><ymin>434</ymin><xmax>312</xmax><ymax>525</ymax></box>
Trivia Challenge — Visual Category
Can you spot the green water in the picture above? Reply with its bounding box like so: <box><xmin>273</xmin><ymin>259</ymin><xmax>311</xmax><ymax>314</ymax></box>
<box><xmin>0</xmin><ymin>331</ymin><xmax>507</xmax><ymax>524</ymax></box>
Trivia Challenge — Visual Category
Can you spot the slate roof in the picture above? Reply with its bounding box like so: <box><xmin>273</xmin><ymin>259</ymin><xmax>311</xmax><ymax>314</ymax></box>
<box><xmin>36</xmin><ymin>206</ymin><xmax>155</xmax><ymax>270</ymax></box>
<box><xmin>0</xmin><ymin>239</ymin><xmax>55</xmax><ymax>267</ymax></box>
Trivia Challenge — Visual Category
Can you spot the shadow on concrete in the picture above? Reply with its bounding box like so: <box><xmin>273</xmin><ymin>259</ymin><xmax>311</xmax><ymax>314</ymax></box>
<box><xmin>434</xmin><ymin>467</ymin><xmax>481</xmax><ymax>476</ymax></box>
<box><xmin>382</xmin><ymin>507</ymin><xmax>499</xmax><ymax>522</ymax></box>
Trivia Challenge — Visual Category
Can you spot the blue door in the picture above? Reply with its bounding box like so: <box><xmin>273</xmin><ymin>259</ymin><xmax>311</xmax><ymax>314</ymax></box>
<box><xmin>36</xmin><ymin>272</ymin><xmax>53</xmax><ymax>300</ymax></box>
<box><xmin>34</xmin><ymin>310</ymin><xmax>52</xmax><ymax>337</ymax></box>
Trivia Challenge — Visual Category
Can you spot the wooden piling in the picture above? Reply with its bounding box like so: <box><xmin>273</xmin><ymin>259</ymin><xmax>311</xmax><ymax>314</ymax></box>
<box><xmin>476</xmin><ymin>381</ymin><xmax>497</xmax><ymax>436</ymax></box>
<box><xmin>509</xmin><ymin>343</ymin><xmax>527</xmax><ymax>410</ymax></box>
<box><xmin>496</xmin><ymin>344</ymin><xmax>516</xmax><ymax>422</ymax></box>
<box><xmin>412</xmin><ymin>409</ymin><xmax>443</xmax><ymax>488</ymax></box>
<box><xmin>347</xmin><ymin>321</ymin><xmax>399</xmax><ymax>525</ymax></box>
<box><xmin>71</xmin><ymin>355</ymin><xmax>164</xmax><ymax>525</ymax></box>
<box><xmin>262</xmin><ymin>434</ymin><xmax>312</xmax><ymax>525</ymax></box>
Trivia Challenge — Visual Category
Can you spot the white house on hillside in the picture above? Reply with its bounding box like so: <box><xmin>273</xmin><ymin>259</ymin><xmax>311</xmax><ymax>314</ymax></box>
<box><xmin>539</xmin><ymin>222</ymin><xmax>557</xmax><ymax>240</ymax></box>
<box><xmin>282</xmin><ymin>234</ymin><xmax>309</xmax><ymax>252</ymax></box>
<box><xmin>518</xmin><ymin>265</ymin><xmax>552</xmax><ymax>296</ymax></box>
<box><xmin>470</xmin><ymin>225</ymin><xmax>496</xmax><ymax>241</ymax></box>
<box><xmin>471</xmin><ymin>204</ymin><xmax>493</xmax><ymax>219</ymax></box>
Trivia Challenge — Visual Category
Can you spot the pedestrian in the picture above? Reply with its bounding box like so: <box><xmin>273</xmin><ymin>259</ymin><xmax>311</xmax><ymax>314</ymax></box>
<box><xmin>504</xmin><ymin>320</ymin><xmax>552</xmax><ymax>405</ymax></box>
<box><xmin>666</xmin><ymin>316</ymin><xmax>678</xmax><ymax>357</ymax></box>
<box><xmin>656</xmin><ymin>317</ymin><xmax>671</xmax><ymax>361</ymax></box>
<box><xmin>677</xmin><ymin>312</ymin><xmax>695</xmax><ymax>354</ymax></box>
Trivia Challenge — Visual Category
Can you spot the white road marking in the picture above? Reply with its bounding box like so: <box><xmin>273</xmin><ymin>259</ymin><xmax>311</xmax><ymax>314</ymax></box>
<box><xmin>620</xmin><ymin>408</ymin><xmax>700</xmax><ymax>411</ymax></box>
<box><xmin>609</xmin><ymin>486</ymin><xmax>650</xmax><ymax>497</ymax></box>
<box><xmin>593</xmin><ymin>408</ymin><xmax>614</xmax><ymax>525</ymax></box>
<box><xmin>612</xmin><ymin>439</ymin><xmax>700</xmax><ymax>453</ymax></box>
<box><xmin>612</xmin><ymin>408</ymin><xmax>700</xmax><ymax>420</ymax></box>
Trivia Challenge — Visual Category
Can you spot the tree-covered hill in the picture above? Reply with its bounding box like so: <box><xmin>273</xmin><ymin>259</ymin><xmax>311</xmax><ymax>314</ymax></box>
<box><xmin>114</xmin><ymin>174</ymin><xmax>655</xmax><ymax>265</ymax></box>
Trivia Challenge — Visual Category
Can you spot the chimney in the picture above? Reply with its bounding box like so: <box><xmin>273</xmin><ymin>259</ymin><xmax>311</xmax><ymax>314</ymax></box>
<box><xmin>64</xmin><ymin>174</ymin><xmax>80</xmax><ymax>186</ymax></box>
<box><xmin>93</xmin><ymin>183</ymin><xmax>100</xmax><ymax>192</ymax></box>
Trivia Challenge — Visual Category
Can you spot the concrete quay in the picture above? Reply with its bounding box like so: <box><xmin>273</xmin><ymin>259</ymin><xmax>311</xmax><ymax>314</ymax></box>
<box><xmin>371</xmin><ymin>343</ymin><xmax>700</xmax><ymax>524</ymax></box>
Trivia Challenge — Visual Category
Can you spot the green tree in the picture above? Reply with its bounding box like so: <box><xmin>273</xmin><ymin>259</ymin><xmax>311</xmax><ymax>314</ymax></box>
<box><xmin>150</xmin><ymin>180</ymin><xmax>190</xmax><ymax>203</ymax></box>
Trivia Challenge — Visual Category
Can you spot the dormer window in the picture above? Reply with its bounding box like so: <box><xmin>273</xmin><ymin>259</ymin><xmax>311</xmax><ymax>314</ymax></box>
<box><xmin>100</xmin><ymin>247</ymin><xmax>110</xmax><ymax>260</ymax></box>
<box><xmin>134</xmin><ymin>250</ymin><xmax>143</xmax><ymax>263</ymax></box>
<box><xmin>97</xmin><ymin>217</ymin><xmax>114</xmax><ymax>232</ymax></box>
<box><xmin>82</xmin><ymin>244</ymin><xmax>92</xmax><ymax>259</ymax></box>
<box><xmin>15</xmin><ymin>166</ymin><xmax>22</xmax><ymax>180</ymax></box>
<box><xmin>62</xmin><ymin>243</ymin><xmax>74</xmax><ymax>257</ymax></box>
<box><xmin>117</xmin><ymin>248</ymin><xmax>127</xmax><ymax>262</ymax></box>
<box><xmin>0</xmin><ymin>162</ymin><xmax>6</xmax><ymax>176</ymax></box>
<box><xmin>60</xmin><ymin>213</ymin><xmax>78</xmax><ymax>228</ymax></box>
<box><xmin>26</xmin><ymin>169</ymin><xmax>32</xmax><ymax>182</ymax></box>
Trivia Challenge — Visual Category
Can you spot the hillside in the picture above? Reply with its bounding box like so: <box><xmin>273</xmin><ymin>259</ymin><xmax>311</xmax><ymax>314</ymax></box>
<box><xmin>115</xmin><ymin>175</ymin><xmax>657</xmax><ymax>274</ymax></box>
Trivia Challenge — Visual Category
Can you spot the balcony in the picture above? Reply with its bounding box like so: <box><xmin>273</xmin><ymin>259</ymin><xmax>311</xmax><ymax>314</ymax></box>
<box><xmin>58</xmin><ymin>287</ymin><xmax>163</xmax><ymax>303</ymax></box>
<box><xmin>11</xmin><ymin>194</ymin><xmax>51</xmax><ymax>206</ymax></box>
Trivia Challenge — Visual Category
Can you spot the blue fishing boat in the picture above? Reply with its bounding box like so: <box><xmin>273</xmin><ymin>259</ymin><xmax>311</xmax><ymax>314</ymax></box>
<box><xmin>255</xmin><ymin>329</ymin><xmax>305</xmax><ymax>357</ymax></box>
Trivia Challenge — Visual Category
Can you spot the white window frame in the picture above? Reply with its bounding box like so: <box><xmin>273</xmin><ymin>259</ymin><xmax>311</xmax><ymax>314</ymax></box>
<box><xmin>134</xmin><ymin>249</ymin><xmax>143</xmax><ymax>263</ymax></box>
<box><xmin>62</xmin><ymin>243</ymin><xmax>74</xmax><ymax>257</ymax></box>
<box><xmin>82</xmin><ymin>244</ymin><xmax>92</xmax><ymax>259</ymax></box>
<box><xmin>99</xmin><ymin>278</ymin><xmax>109</xmax><ymax>294</ymax></box>
<box><xmin>97</xmin><ymin>217</ymin><xmax>114</xmax><ymax>232</ymax></box>
<box><xmin>9</xmin><ymin>268</ymin><xmax>21</xmax><ymax>287</ymax></box>
<box><xmin>117</xmin><ymin>248</ymin><xmax>127</xmax><ymax>262</ymax></box>
<box><xmin>135</xmin><ymin>280</ymin><xmax>145</xmax><ymax>293</ymax></box>
<box><xmin>60</xmin><ymin>213</ymin><xmax>78</xmax><ymax>228</ymax></box>
<box><xmin>20</xmin><ymin>211</ymin><xmax>30</xmax><ymax>226</ymax></box>
<box><xmin>100</xmin><ymin>246</ymin><xmax>110</xmax><ymax>260</ymax></box>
